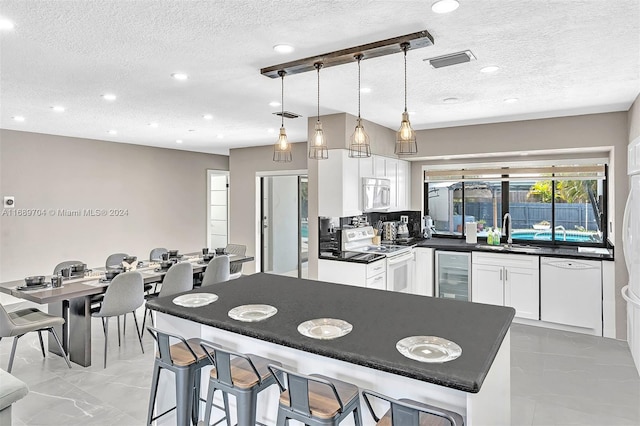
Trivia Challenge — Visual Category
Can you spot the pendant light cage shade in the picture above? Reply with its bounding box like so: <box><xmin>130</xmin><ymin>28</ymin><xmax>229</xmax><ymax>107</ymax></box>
<box><xmin>349</xmin><ymin>118</ymin><xmax>371</xmax><ymax>158</ymax></box>
<box><xmin>273</xmin><ymin>70</ymin><xmax>293</xmax><ymax>163</ymax></box>
<box><xmin>349</xmin><ymin>55</ymin><xmax>371</xmax><ymax>158</ymax></box>
<box><xmin>396</xmin><ymin>111</ymin><xmax>417</xmax><ymax>154</ymax></box>
<box><xmin>309</xmin><ymin>62</ymin><xmax>329</xmax><ymax>160</ymax></box>
<box><xmin>273</xmin><ymin>126</ymin><xmax>292</xmax><ymax>162</ymax></box>
<box><xmin>395</xmin><ymin>42</ymin><xmax>418</xmax><ymax>155</ymax></box>
<box><xmin>309</xmin><ymin>121</ymin><xmax>328</xmax><ymax>160</ymax></box>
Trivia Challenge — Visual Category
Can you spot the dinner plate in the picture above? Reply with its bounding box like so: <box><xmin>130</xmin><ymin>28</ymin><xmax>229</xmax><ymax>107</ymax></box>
<box><xmin>396</xmin><ymin>336</ymin><xmax>462</xmax><ymax>363</ymax></box>
<box><xmin>172</xmin><ymin>293</ymin><xmax>218</xmax><ymax>308</ymax></box>
<box><xmin>228</xmin><ymin>304</ymin><xmax>277</xmax><ymax>322</ymax></box>
<box><xmin>297</xmin><ymin>318</ymin><xmax>353</xmax><ymax>340</ymax></box>
<box><xmin>17</xmin><ymin>283</ymin><xmax>51</xmax><ymax>291</ymax></box>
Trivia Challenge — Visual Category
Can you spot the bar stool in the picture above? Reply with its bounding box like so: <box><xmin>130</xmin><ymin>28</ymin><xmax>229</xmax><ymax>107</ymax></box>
<box><xmin>146</xmin><ymin>327</ymin><xmax>216</xmax><ymax>426</ymax></box>
<box><xmin>199</xmin><ymin>341</ymin><xmax>282</xmax><ymax>426</ymax></box>
<box><xmin>361</xmin><ymin>389</ymin><xmax>464</xmax><ymax>426</ymax></box>
<box><xmin>267</xmin><ymin>364</ymin><xmax>363</xmax><ymax>426</ymax></box>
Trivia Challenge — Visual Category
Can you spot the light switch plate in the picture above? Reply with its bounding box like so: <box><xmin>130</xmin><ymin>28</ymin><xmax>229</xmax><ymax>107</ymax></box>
<box><xmin>3</xmin><ymin>196</ymin><xmax>15</xmax><ymax>208</ymax></box>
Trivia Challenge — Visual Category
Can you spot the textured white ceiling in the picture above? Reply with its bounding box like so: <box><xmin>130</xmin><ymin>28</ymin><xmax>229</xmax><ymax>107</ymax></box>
<box><xmin>1</xmin><ymin>0</ymin><xmax>639</xmax><ymax>155</ymax></box>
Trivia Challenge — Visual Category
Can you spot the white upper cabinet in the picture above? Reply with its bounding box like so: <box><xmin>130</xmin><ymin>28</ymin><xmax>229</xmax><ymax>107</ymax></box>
<box><xmin>318</xmin><ymin>149</ymin><xmax>361</xmax><ymax>217</ymax></box>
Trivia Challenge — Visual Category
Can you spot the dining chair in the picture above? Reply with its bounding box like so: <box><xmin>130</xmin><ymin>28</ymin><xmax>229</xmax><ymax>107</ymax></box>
<box><xmin>105</xmin><ymin>252</ymin><xmax>128</xmax><ymax>269</ymax></box>
<box><xmin>225</xmin><ymin>244</ymin><xmax>246</xmax><ymax>280</ymax></box>
<box><xmin>361</xmin><ymin>389</ymin><xmax>464</xmax><ymax>426</ymax></box>
<box><xmin>142</xmin><ymin>262</ymin><xmax>193</xmax><ymax>332</ymax></box>
<box><xmin>91</xmin><ymin>271</ymin><xmax>145</xmax><ymax>368</ymax></box>
<box><xmin>149</xmin><ymin>247</ymin><xmax>168</xmax><ymax>261</ymax></box>
<box><xmin>0</xmin><ymin>303</ymin><xmax>72</xmax><ymax>373</ymax></box>
<box><xmin>201</xmin><ymin>255</ymin><xmax>230</xmax><ymax>287</ymax></box>
<box><xmin>53</xmin><ymin>260</ymin><xmax>84</xmax><ymax>275</ymax></box>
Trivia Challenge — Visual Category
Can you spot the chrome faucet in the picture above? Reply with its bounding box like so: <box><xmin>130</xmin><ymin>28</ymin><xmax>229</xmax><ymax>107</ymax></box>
<box><xmin>502</xmin><ymin>213</ymin><xmax>513</xmax><ymax>246</ymax></box>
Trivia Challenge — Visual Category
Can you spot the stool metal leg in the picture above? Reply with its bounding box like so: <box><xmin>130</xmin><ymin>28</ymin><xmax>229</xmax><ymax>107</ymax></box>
<box><xmin>175</xmin><ymin>367</ymin><xmax>192</xmax><ymax>426</ymax></box>
<box><xmin>37</xmin><ymin>330</ymin><xmax>46</xmax><ymax>358</ymax></box>
<box><xmin>236</xmin><ymin>390</ymin><xmax>258</xmax><ymax>426</ymax></box>
<box><xmin>276</xmin><ymin>410</ymin><xmax>287</xmax><ymax>426</ymax></box>
<box><xmin>353</xmin><ymin>406</ymin><xmax>363</xmax><ymax>426</ymax></box>
<box><xmin>147</xmin><ymin>363</ymin><xmax>161</xmax><ymax>425</ymax></box>
<box><xmin>221</xmin><ymin>392</ymin><xmax>231</xmax><ymax>426</ymax></box>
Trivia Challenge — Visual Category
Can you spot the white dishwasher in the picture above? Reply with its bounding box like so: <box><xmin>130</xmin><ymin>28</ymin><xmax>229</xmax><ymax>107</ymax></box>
<box><xmin>540</xmin><ymin>257</ymin><xmax>602</xmax><ymax>336</ymax></box>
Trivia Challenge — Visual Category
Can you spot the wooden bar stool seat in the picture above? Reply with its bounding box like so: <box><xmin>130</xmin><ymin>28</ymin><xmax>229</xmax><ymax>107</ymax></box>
<box><xmin>208</xmin><ymin>353</ymin><xmax>274</xmax><ymax>389</ymax></box>
<box><xmin>268</xmin><ymin>364</ymin><xmax>363</xmax><ymax>426</ymax></box>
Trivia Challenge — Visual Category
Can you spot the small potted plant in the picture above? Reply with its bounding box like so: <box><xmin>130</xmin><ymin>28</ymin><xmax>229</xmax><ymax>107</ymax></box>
<box><xmin>533</xmin><ymin>220</ymin><xmax>551</xmax><ymax>230</ymax></box>
<box><xmin>477</xmin><ymin>219</ymin><xmax>486</xmax><ymax>231</ymax></box>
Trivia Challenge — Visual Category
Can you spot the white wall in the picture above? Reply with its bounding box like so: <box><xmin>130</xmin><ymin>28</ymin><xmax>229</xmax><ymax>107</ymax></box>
<box><xmin>0</xmin><ymin>130</ymin><xmax>228</xmax><ymax>287</ymax></box>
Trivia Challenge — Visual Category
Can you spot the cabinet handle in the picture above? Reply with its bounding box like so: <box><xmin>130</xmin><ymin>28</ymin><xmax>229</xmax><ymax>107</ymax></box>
<box><xmin>500</xmin><ymin>269</ymin><xmax>503</xmax><ymax>281</ymax></box>
<box><xmin>505</xmin><ymin>269</ymin><xmax>508</xmax><ymax>281</ymax></box>
<box><xmin>374</xmin><ymin>276</ymin><xmax>382</xmax><ymax>281</ymax></box>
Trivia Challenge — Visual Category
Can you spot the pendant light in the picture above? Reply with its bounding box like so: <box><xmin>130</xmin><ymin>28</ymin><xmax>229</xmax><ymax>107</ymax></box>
<box><xmin>348</xmin><ymin>54</ymin><xmax>371</xmax><ymax>158</ymax></box>
<box><xmin>308</xmin><ymin>62</ymin><xmax>328</xmax><ymax>160</ymax></box>
<box><xmin>273</xmin><ymin>70</ymin><xmax>292</xmax><ymax>163</ymax></box>
<box><xmin>395</xmin><ymin>42</ymin><xmax>418</xmax><ymax>155</ymax></box>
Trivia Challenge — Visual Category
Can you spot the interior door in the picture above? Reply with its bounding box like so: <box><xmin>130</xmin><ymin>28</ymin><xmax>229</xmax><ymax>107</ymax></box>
<box><xmin>261</xmin><ymin>175</ymin><xmax>307</xmax><ymax>277</ymax></box>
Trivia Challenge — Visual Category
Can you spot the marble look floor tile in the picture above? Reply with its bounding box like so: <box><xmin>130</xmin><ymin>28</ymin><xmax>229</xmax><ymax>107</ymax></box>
<box><xmin>511</xmin><ymin>395</ymin><xmax>536</xmax><ymax>426</ymax></box>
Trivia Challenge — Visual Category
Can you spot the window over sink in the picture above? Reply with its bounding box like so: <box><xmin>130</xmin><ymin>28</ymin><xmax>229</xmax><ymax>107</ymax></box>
<box><xmin>423</xmin><ymin>163</ymin><xmax>608</xmax><ymax>247</ymax></box>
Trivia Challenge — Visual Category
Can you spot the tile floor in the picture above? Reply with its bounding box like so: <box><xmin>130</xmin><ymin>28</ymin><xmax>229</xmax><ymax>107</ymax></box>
<box><xmin>1</xmin><ymin>303</ymin><xmax>638</xmax><ymax>425</ymax></box>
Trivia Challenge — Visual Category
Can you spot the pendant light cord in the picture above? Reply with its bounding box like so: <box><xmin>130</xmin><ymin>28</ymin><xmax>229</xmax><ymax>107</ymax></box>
<box><xmin>280</xmin><ymin>72</ymin><xmax>285</xmax><ymax>128</ymax></box>
<box><xmin>404</xmin><ymin>47</ymin><xmax>408</xmax><ymax>113</ymax></box>
<box><xmin>356</xmin><ymin>55</ymin><xmax>362</xmax><ymax>119</ymax></box>
<box><xmin>317</xmin><ymin>64</ymin><xmax>321</xmax><ymax>123</ymax></box>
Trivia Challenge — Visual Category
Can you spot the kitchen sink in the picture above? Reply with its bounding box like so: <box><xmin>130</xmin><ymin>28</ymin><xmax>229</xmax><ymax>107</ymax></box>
<box><xmin>475</xmin><ymin>244</ymin><xmax>542</xmax><ymax>253</ymax></box>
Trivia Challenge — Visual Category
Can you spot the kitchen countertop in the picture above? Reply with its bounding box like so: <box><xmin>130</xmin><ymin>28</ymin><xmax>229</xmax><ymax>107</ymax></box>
<box><xmin>146</xmin><ymin>272</ymin><xmax>515</xmax><ymax>393</ymax></box>
<box><xmin>414</xmin><ymin>237</ymin><xmax>614</xmax><ymax>261</ymax></box>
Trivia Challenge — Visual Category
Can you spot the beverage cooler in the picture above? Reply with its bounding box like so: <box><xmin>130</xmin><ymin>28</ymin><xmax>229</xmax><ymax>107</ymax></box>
<box><xmin>435</xmin><ymin>251</ymin><xmax>471</xmax><ymax>301</ymax></box>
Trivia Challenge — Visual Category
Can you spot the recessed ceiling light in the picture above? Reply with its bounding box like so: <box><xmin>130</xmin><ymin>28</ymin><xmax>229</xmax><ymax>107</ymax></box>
<box><xmin>217</xmin><ymin>134</ymin><xmax>224</xmax><ymax>139</ymax></box>
<box><xmin>504</xmin><ymin>98</ymin><xmax>519</xmax><ymax>104</ymax></box>
<box><xmin>480</xmin><ymin>65</ymin><xmax>500</xmax><ymax>73</ymax></box>
<box><xmin>12</xmin><ymin>115</ymin><xmax>25</xmax><ymax>122</ymax></box>
<box><xmin>148</xmin><ymin>122</ymin><xmax>159</xmax><ymax>128</ymax></box>
<box><xmin>273</xmin><ymin>44</ymin><xmax>294</xmax><ymax>54</ymax></box>
<box><xmin>171</xmin><ymin>73</ymin><xmax>189</xmax><ymax>81</ymax></box>
<box><xmin>432</xmin><ymin>0</ymin><xmax>459</xmax><ymax>14</ymax></box>
<box><xmin>269</xmin><ymin>101</ymin><xmax>281</xmax><ymax>107</ymax></box>
<box><xmin>188</xmin><ymin>129</ymin><xmax>195</xmax><ymax>132</ymax></box>
<box><xmin>51</xmin><ymin>106</ymin><xmax>65</xmax><ymax>112</ymax></box>
<box><xmin>203</xmin><ymin>114</ymin><xmax>213</xmax><ymax>120</ymax></box>
<box><xmin>101</xmin><ymin>93</ymin><xmax>117</xmax><ymax>101</ymax></box>
<box><xmin>176</xmin><ymin>139</ymin><xmax>183</xmax><ymax>144</ymax></box>
<box><xmin>267</xmin><ymin>128</ymin><xmax>275</xmax><ymax>133</ymax></box>
<box><xmin>107</xmin><ymin>129</ymin><xmax>117</xmax><ymax>135</ymax></box>
<box><xmin>443</xmin><ymin>97</ymin><xmax>460</xmax><ymax>104</ymax></box>
<box><xmin>0</xmin><ymin>17</ymin><xmax>15</xmax><ymax>31</ymax></box>
<box><xmin>360</xmin><ymin>87</ymin><xmax>372</xmax><ymax>94</ymax></box>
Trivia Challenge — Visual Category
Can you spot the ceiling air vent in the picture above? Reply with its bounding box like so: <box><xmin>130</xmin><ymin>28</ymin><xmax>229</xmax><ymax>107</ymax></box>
<box><xmin>273</xmin><ymin>111</ymin><xmax>302</xmax><ymax>119</ymax></box>
<box><xmin>424</xmin><ymin>50</ymin><xmax>476</xmax><ymax>69</ymax></box>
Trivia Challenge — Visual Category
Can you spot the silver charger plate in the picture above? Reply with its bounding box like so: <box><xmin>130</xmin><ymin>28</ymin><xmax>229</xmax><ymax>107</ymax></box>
<box><xmin>17</xmin><ymin>283</ymin><xmax>51</xmax><ymax>291</ymax></box>
<box><xmin>172</xmin><ymin>293</ymin><xmax>218</xmax><ymax>308</ymax></box>
<box><xmin>297</xmin><ymin>318</ymin><xmax>353</xmax><ymax>340</ymax></box>
<box><xmin>396</xmin><ymin>336</ymin><xmax>462</xmax><ymax>363</ymax></box>
<box><xmin>228</xmin><ymin>304</ymin><xmax>278</xmax><ymax>322</ymax></box>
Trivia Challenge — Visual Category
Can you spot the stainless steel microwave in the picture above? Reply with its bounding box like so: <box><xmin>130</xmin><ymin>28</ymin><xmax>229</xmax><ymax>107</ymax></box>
<box><xmin>362</xmin><ymin>177</ymin><xmax>391</xmax><ymax>212</ymax></box>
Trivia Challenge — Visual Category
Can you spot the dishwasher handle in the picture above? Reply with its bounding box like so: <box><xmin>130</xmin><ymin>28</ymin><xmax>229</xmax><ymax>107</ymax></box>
<box><xmin>541</xmin><ymin>259</ymin><xmax>597</xmax><ymax>270</ymax></box>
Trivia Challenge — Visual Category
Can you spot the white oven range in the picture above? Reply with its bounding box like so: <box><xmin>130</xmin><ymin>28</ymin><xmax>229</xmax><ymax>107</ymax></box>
<box><xmin>341</xmin><ymin>226</ymin><xmax>415</xmax><ymax>293</ymax></box>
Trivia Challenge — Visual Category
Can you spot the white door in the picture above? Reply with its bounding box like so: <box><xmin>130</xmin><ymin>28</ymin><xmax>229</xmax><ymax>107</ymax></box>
<box><xmin>207</xmin><ymin>171</ymin><xmax>228</xmax><ymax>250</ymax></box>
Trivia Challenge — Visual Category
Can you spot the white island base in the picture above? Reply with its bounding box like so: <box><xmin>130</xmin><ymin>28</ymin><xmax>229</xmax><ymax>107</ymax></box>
<box><xmin>154</xmin><ymin>313</ymin><xmax>510</xmax><ymax>426</ymax></box>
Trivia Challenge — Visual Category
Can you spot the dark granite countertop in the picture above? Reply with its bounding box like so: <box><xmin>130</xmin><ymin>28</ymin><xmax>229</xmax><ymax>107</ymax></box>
<box><xmin>414</xmin><ymin>237</ymin><xmax>614</xmax><ymax>261</ymax></box>
<box><xmin>318</xmin><ymin>251</ymin><xmax>386</xmax><ymax>264</ymax></box>
<box><xmin>147</xmin><ymin>273</ymin><xmax>515</xmax><ymax>393</ymax></box>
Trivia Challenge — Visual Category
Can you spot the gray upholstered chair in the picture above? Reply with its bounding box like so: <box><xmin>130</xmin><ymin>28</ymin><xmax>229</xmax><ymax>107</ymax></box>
<box><xmin>149</xmin><ymin>247</ymin><xmax>168</xmax><ymax>261</ymax></box>
<box><xmin>0</xmin><ymin>369</ymin><xmax>28</xmax><ymax>424</ymax></box>
<box><xmin>105</xmin><ymin>252</ymin><xmax>128</xmax><ymax>269</ymax></box>
<box><xmin>361</xmin><ymin>389</ymin><xmax>464</xmax><ymax>426</ymax></box>
<box><xmin>92</xmin><ymin>271</ymin><xmax>145</xmax><ymax>368</ymax></box>
<box><xmin>201</xmin><ymin>256</ymin><xmax>230</xmax><ymax>287</ymax></box>
<box><xmin>0</xmin><ymin>303</ymin><xmax>71</xmax><ymax>373</ymax></box>
<box><xmin>225</xmin><ymin>244</ymin><xmax>246</xmax><ymax>280</ymax></box>
<box><xmin>53</xmin><ymin>260</ymin><xmax>84</xmax><ymax>275</ymax></box>
<box><xmin>142</xmin><ymin>262</ymin><xmax>193</xmax><ymax>331</ymax></box>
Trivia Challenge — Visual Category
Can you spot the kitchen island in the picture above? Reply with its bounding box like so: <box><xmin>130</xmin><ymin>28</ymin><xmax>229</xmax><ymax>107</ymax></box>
<box><xmin>147</xmin><ymin>273</ymin><xmax>514</xmax><ymax>425</ymax></box>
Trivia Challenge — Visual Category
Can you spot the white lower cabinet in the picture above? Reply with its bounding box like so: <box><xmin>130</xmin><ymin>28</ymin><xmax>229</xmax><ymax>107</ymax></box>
<box><xmin>318</xmin><ymin>259</ymin><xmax>386</xmax><ymax>290</ymax></box>
<box><xmin>414</xmin><ymin>248</ymin><xmax>434</xmax><ymax>296</ymax></box>
<box><xmin>472</xmin><ymin>252</ymin><xmax>539</xmax><ymax>320</ymax></box>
